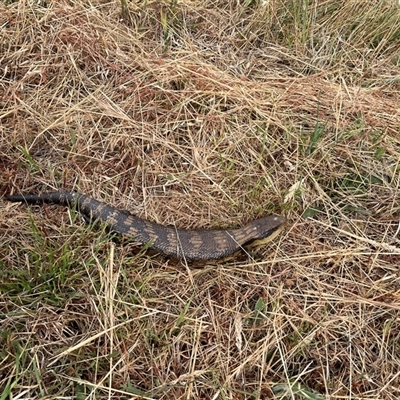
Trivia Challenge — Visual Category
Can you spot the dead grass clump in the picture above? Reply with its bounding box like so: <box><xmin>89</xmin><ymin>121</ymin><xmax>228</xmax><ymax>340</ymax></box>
<box><xmin>1</xmin><ymin>0</ymin><xmax>400</xmax><ymax>399</ymax></box>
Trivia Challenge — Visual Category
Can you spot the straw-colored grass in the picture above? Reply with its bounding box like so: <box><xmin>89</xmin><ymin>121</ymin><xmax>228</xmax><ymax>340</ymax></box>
<box><xmin>1</xmin><ymin>0</ymin><xmax>400</xmax><ymax>399</ymax></box>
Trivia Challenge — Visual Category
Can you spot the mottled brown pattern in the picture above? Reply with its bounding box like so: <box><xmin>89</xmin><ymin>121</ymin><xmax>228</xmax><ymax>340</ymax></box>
<box><xmin>6</xmin><ymin>192</ymin><xmax>285</xmax><ymax>261</ymax></box>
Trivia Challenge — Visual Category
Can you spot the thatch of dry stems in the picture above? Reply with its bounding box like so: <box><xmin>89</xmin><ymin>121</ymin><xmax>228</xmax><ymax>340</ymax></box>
<box><xmin>1</xmin><ymin>0</ymin><xmax>400</xmax><ymax>399</ymax></box>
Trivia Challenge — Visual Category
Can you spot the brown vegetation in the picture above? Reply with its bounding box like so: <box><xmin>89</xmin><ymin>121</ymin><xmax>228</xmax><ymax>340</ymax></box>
<box><xmin>1</xmin><ymin>0</ymin><xmax>400</xmax><ymax>398</ymax></box>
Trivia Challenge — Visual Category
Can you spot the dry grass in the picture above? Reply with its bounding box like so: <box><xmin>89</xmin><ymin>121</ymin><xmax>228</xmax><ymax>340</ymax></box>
<box><xmin>1</xmin><ymin>0</ymin><xmax>400</xmax><ymax>399</ymax></box>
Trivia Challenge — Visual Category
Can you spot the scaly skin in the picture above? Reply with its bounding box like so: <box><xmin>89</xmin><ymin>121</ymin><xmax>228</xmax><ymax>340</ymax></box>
<box><xmin>6</xmin><ymin>191</ymin><xmax>285</xmax><ymax>261</ymax></box>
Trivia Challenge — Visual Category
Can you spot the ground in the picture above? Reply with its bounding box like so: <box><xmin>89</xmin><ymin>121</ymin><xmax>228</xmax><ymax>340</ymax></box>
<box><xmin>1</xmin><ymin>1</ymin><xmax>400</xmax><ymax>399</ymax></box>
